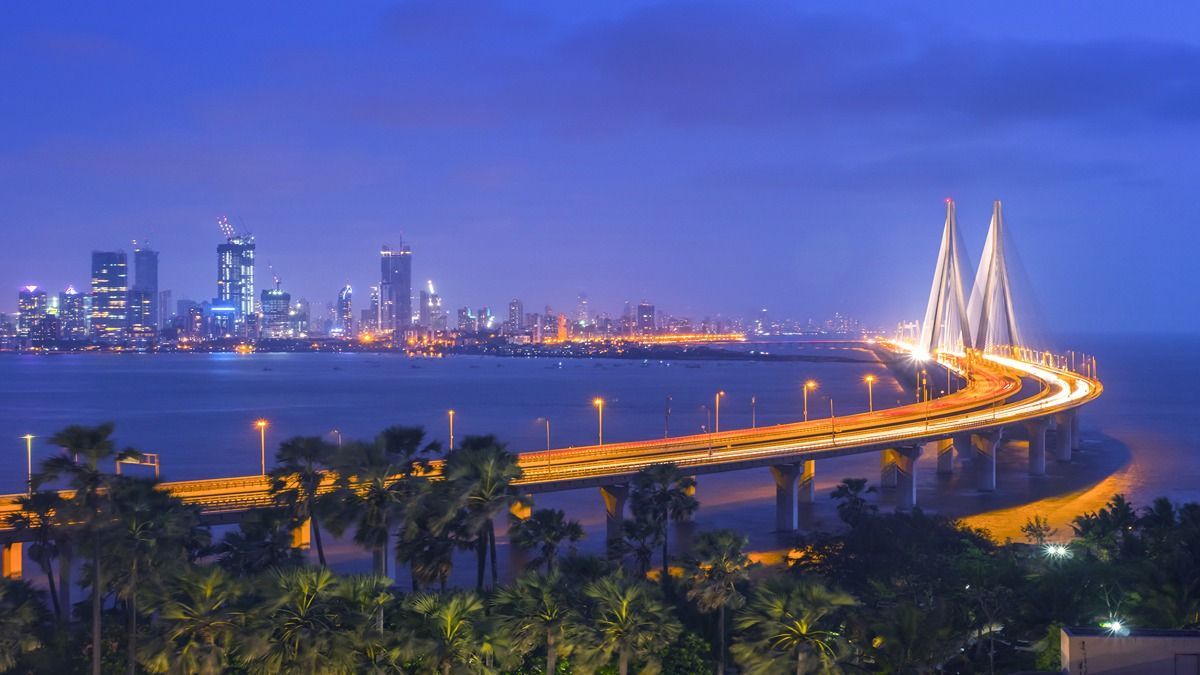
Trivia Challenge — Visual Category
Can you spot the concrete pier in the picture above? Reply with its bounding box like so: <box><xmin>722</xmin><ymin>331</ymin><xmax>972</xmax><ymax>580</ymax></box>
<box><xmin>880</xmin><ymin>450</ymin><xmax>899</xmax><ymax>488</ymax></box>
<box><xmin>770</xmin><ymin>464</ymin><xmax>800</xmax><ymax>531</ymax></box>
<box><xmin>1025</xmin><ymin>418</ymin><xmax>1050</xmax><ymax>475</ymax></box>
<box><xmin>973</xmin><ymin>431</ymin><xmax>1000</xmax><ymax>492</ymax></box>
<box><xmin>935</xmin><ymin>438</ymin><xmax>955</xmax><ymax>475</ymax></box>
<box><xmin>894</xmin><ymin>445</ymin><xmax>921</xmax><ymax>510</ymax></box>
<box><xmin>2</xmin><ymin>542</ymin><xmax>21</xmax><ymax>579</ymax></box>
<box><xmin>797</xmin><ymin>460</ymin><xmax>815</xmax><ymax>504</ymax></box>
<box><xmin>600</xmin><ymin>484</ymin><xmax>629</xmax><ymax>547</ymax></box>
<box><xmin>1054</xmin><ymin>411</ymin><xmax>1074</xmax><ymax>462</ymax></box>
<box><xmin>290</xmin><ymin>518</ymin><xmax>312</xmax><ymax>550</ymax></box>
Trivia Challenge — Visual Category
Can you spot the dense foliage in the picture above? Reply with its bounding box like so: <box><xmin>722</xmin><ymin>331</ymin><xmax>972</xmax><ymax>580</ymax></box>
<box><xmin>4</xmin><ymin>424</ymin><xmax>1199</xmax><ymax>673</ymax></box>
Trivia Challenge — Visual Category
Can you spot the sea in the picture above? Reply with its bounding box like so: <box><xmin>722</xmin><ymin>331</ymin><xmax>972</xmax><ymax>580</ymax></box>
<box><xmin>1</xmin><ymin>334</ymin><xmax>1195</xmax><ymax>582</ymax></box>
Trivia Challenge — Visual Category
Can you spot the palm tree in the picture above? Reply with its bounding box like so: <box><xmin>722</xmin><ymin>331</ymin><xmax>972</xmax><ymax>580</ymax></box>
<box><xmin>36</xmin><ymin>422</ymin><xmax>138</xmax><ymax>675</ymax></box>
<box><xmin>510</xmin><ymin>508</ymin><xmax>584</xmax><ymax>572</ymax></box>
<box><xmin>5</xmin><ymin>490</ymin><xmax>64</xmax><ymax>621</ymax></box>
<box><xmin>240</xmin><ymin>567</ymin><xmax>362</xmax><ymax>675</ymax></box>
<box><xmin>0</xmin><ymin>579</ymin><xmax>46</xmax><ymax>671</ymax></box>
<box><xmin>731</xmin><ymin>577</ymin><xmax>857</xmax><ymax>674</ymax></box>
<box><xmin>492</xmin><ymin>569</ymin><xmax>576</xmax><ymax>674</ymax></box>
<box><xmin>104</xmin><ymin>476</ymin><xmax>210</xmax><ymax>675</ymax></box>
<box><xmin>618</xmin><ymin>516</ymin><xmax>663</xmax><ymax>576</ymax></box>
<box><xmin>395</xmin><ymin>481</ymin><xmax>463</xmax><ymax>591</ymax></box>
<box><xmin>442</xmin><ymin>435</ymin><xmax>525</xmax><ymax>591</ymax></box>
<box><xmin>686</xmin><ymin>530</ymin><xmax>757</xmax><ymax>674</ymax></box>
<box><xmin>215</xmin><ymin>509</ymin><xmax>305</xmax><ymax>576</ymax></box>
<box><xmin>138</xmin><ymin>566</ymin><xmax>244</xmax><ymax>674</ymax></box>
<box><xmin>830</xmin><ymin>478</ymin><xmax>876</xmax><ymax>527</ymax></box>
<box><xmin>400</xmin><ymin>591</ymin><xmax>501</xmax><ymax>675</ymax></box>
<box><xmin>629</xmin><ymin>463</ymin><xmax>698</xmax><ymax>586</ymax></box>
<box><xmin>269</xmin><ymin>436</ymin><xmax>336</xmax><ymax>567</ymax></box>
<box><xmin>576</xmin><ymin>573</ymin><xmax>682</xmax><ymax>675</ymax></box>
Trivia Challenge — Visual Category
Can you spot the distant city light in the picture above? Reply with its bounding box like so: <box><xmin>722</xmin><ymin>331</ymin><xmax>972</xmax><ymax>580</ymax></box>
<box><xmin>1043</xmin><ymin>543</ymin><xmax>1072</xmax><ymax>559</ymax></box>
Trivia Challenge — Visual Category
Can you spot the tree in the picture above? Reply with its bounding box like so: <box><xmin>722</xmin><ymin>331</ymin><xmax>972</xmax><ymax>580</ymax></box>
<box><xmin>442</xmin><ymin>435</ymin><xmax>525</xmax><ymax>591</ymax></box>
<box><xmin>36</xmin><ymin>422</ymin><xmax>138</xmax><ymax>675</ymax></box>
<box><xmin>269</xmin><ymin>436</ymin><xmax>336</xmax><ymax>567</ymax></box>
<box><xmin>492</xmin><ymin>569</ymin><xmax>576</xmax><ymax>675</ymax></box>
<box><xmin>629</xmin><ymin>463</ymin><xmax>698</xmax><ymax>587</ymax></box>
<box><xmin>685</xmin><ymin>530</ymin><xmax>757</xmax><ymax>675</ymax></box>
<box><xmin>138</xmin><ymin>566</ymin><xmax>244</xmax><ymax>674</ymax></box>
<box><xmin>104</xmin><ymin>476</ymin><xmax>209</xmax><ymax>675</ymax></box>
<box><xmin>731</xmin><ymin>577</ymin><xmax>856</xmax><ymax>674</ymax></box>
<box><xmin>395</xmin><ymin>481</ymin><xmax>462</xmax><ymax>591</ymax></box>
<box><xmin>0</xmin><ymin>579</ymin><xmax>46</xmax><ymax>671</ymax></box>
<box><xmin>510</xmin><ymin>508</ymin><xmax>584</xmax><ymax>572</ymax></box>
<box><xmin>618</xmin><ymin>516</ymin><xmax>663</xmax><ymax>577</ymax></box>
<box><xmin>576</xmin><ymin>573</ymin><xmax>682</xmax><ymax>675</ymax></box>
<box><xmin>830</xmin><ymin>478</ymin><xmax>876</xmax><ymax>527</ymax></box>
<box><xmin>1021</xmin><ymin>515</ymin><xmax>1057</xmax><ymax>546</ymax></box>
<box><xmin>400</xmin><ymin>591</ymin><xmax>503</xmax><ymax>674</ymax></box>
<box><xmin>215</xmin><ymin>509</ymin><xmax>304</xmax><ymax>577</ymax></box>
<box><xmin>5</xmin><ymin>490</ymin><xmax>65</xmax><ymax>621</ymax></box>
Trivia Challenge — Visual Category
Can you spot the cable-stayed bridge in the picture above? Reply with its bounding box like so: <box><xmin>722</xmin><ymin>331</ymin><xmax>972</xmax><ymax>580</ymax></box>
<box><xmin>0</xmin><ymin>201</ymin><xmax>1102</xmax><ymax>580</ymax></box>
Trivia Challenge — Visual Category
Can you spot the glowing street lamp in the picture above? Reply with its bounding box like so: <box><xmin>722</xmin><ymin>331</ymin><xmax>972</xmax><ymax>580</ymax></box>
<box><xmin>803</xmin><ymin>380</ymin><xmax>817</xmax><ymax>422</ymax></box>
<box><xmin>751</xmin><ymin>395</ymin><xmax>757</xmax><ymax>428</ymax></box>
<box><xmin>20</xmin><ymin>434</ymin><xmax>34</xmax><ymax>495</ymax></box>
<box><xmin>664</xmin><ymin>395</ymin><xmax>672</xmax><ymax>439</ymax></box>
<box><xmin>535</xmin><ymin>417</ymin><xmax>551</xmax><ymax>469</ymax></box>
<box><xmin>330</xmin><ymin>429</ymin><xmax>342</xmax><ymax>447</ymax></box>
<box><xmin>714</xmin><ymin>391</ymin><xmax>725</xmax><ymax>433</ymax></box>
<box><xmin>593</xmin><ymin>398</ymin><xmax>605</xmax><ymax>446</ymax></box>
<box><xmin>864</xmin><ymin>374</ymin><xmax>877</xmax><ymax>412</ymax></box>
<box><xmin>254</xmin><ymin>420</ymin><xmax>269</xmax><ymax>475</ymax></box>
<box><xmin>448</xmin><ymin>410</ymin><xmax>456</xmax><ymax>450</ymax></box>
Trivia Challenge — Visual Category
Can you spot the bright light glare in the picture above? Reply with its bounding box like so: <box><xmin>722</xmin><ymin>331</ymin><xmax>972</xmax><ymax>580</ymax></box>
<box><xmin>1043</xmin><ymin>543</ymin><xmax>1071</xmax><ymax>559</ymax></box>
<box><xmin>1101</xmin><ymin>618</ymin><xmax>1129</xmax><ymax>636</ymax></box>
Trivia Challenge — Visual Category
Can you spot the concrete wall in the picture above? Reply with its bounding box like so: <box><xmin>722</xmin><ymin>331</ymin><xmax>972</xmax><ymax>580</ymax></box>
<box><xmin>1061</xmin><ymin>630</ymin><xmax>1200</xmax><ymax>674</ymax></box>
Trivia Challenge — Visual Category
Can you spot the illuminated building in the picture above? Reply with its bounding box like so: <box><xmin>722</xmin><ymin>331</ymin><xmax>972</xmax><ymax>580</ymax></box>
<box><xmin>336</xmin><ymin>285</ymin><xmax>353</xmax><ymax>336</ymax></box>
<box><xmin>16</xmin><ymin>286</ymin><xmax>48</xmax><ymax>337</ymax></box>
<box><xmin>575</xmin><ymin>293</ymin><xmax>590</xmax><ymax>328</ymax></box>
<box><xmin>380</xmin><ymin>243</ymin><xmax>412</xmax><ymax>332</ymax></box>
<box><xmin>58</xmin><ymin>286</ymin><xmax>90</xmax><ymax>338</ymax></box>
<box><xmin>457</xmin><ymin>307</ymin><xmax>475</xmax><ymax>333</ymax></box>
<box><xmin>133</xmin><ymin>244</ymin><xmax>159</xmax><ymax>331</ymax></box>
<box><xmin>30</xmin><ymin>316</ymin><xmax>61</xmax><ymax>346</ymax></box>
<box><xmin>128</xmin><ymin>291</ymin><xmax>156</xmax><ymax>339</ymax></box>
<box><xmin>217</xmin><ymin>233</ymin><xmax>255</xmax><ymax>332</ymax></box>
<box><xmin>260</xmin><ymin>285</ymin><xmax>291</xmax><ymax>338</ymax></box>
<box><xmin>418</xmin><ymin>280</ymin><xmax>447</xmax><ymax>331</ymax></box>
<box><xmin>506</xmin><ymin>298</ymin><xmax>525</xmax><ymax>334</ymax></box>
<box><xmin>636</xmin><ymin>301</ymin><xmax>656</xmax><ymax>335</ymax></box>
<box><xmin>90</xmin><ymin>251</ymin><xmax>129</xmax><ymax>340</ymax></box>
<box><xmin>556</xmin><ymin>313</ymin><xmax>568</xmax><ymax>341</ymax></box>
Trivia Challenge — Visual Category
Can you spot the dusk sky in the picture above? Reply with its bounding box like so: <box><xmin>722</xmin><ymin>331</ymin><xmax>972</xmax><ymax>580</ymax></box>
<box><xmin>2</xmin><ymin>2</ymin><xmax>1196</xmax><ymax>334</ymax></box>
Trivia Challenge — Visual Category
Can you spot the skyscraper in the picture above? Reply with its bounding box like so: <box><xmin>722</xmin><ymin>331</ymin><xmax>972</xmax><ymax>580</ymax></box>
<box><xmin>58</xmin><ymin>285</ymin><xmax>90</xmax><ymax>338</ymax></box>
<box><xmin>379</xmin><ymin>243</ymin><xmax>412</xmax><ymax>333</ymax></box>
<box><xmin>506</xmin><ymin>298</ymin><xmax>525</xmax><ymax>334</ymax></box>
<box><xmin>260</xmin><ymin>285</ymin><xmax>291</xmax><ymax>338</ymax></box>
<box><xmin>133</xmin><ymin>244</ymin><xmax>159</xmax><ymax>332</ymax></box>
<box><xmin>91</xmin><ymin>251</ymin><xmax>129</xmax><ymax>340</ymax></box>
<box><xmin>16</xmin><ymin>286</ymin><xmax>48</xmax><ymax>337</ymax></box>
<box><xmin>636</xmin><ymin>301</ymin><xmax>656</xmax><ymax>335</ymax></box>
<box><xmin>128</xmin><ymin>291</ymin><xmax>155</xmax><ymax>339</ymax></box>
<box><xmin>217</xmin><ymin>231</ymin><xmax>255</xmax><ymax>331</ymax></box>
<box><xmin>336</xmin><ymin>285</ymin><xmax>353</xmax><ymax>336</ymax></box>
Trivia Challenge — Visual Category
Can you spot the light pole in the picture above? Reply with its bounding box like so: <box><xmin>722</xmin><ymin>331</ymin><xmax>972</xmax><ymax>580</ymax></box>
<box><xmin>330</xmin><ymin>429</ymin><xmax>342</xmax><ymax>447</ymax></box>
<box><xmin>664</xmin><ymin>395</ymin><xmax>672</xmax><ymax>438</ymax></box>
<box><xmin>829</xmin><ymin>398</ymin><xmax>836</xmax><ymax>442</ymax></box>
<box><xmin>21</xmin><ymin>434</ymin><xmax>34</xmax><ymax>495</ymax></box>
<box><xmin>536</xmin><ymin>417</ymin><xmax>551</xmax><ymax>470</ymax></box>
<box><xmin>448</xmin><ymin>410</ymin><xmax>455</xmax><ymax>450</ymax></box>
<box><xmin>803</xmin><ymin>380</ymin><xmax>817</xmax><ymax>422</ymax></box>
<box><xmin>864</xmin><ymin>374</ymin><xmax>876</xmax><ymax>412</ymax></box>
<box><xmin>751</xmin><ymin>395</ymin><xmax>757</xmax><ymax>428</ymax></box>
<box><xmin>593</xmin><ymin>398</ymin><xmax>605</xmax><ymax>446</ymax></box>
<box><xmin>715</xmin><ymin>391</ymin><xmax>725</xmax><ymax>433</ymax></box>
<box><xmin>254</xmin><ymin>420</ymin><xmax>269</xmax><ymax>475</ymax></box>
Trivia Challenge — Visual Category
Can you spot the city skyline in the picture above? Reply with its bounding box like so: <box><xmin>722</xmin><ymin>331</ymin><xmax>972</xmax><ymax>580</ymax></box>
<box><xmin>3</xmin><ymin>3</ymin><xmax>1197</xmax><ymax>334</ymax></box>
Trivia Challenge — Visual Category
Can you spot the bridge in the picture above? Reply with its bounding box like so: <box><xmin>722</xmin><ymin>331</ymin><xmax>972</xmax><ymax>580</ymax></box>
<box><xmin>0</xmin><ymin>199</ymin><xmax>1102</xmax><ymax>579</ymax></box>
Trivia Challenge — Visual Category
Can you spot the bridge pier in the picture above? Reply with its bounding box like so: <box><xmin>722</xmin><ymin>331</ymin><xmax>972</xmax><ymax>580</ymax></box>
<box><xmin>2</xmin><ymin>543</ymin><xmax>21</xmax><ymax>580</ymax></box>
<box><xmin>797</xmin><ymin>461</ymin><xmax>816</xmax><ymax>505</ymax></box>
<box><xmin>600</xmin><ymin>484</ymin><xmax>629</xmax><ymax>549</ymax></box>
<box><xmin>894</xmin><ymin>445</ymin><xmax>921</xmax><ymax>510</ymax></box>
<box><xmin>680</xmin><ymin>478</ymin><xmax>697</xmax><ymax>522</ymax></box>
<box><xmin>509</xmin><ymin>494</ymin><xmax>533</xmax><ymax>521</ymax></box>
<box><xmin>880</xmin><ymin>451</ymin><xmax>899</xmax><ymax>488</ymax></box>
<box><xmin>935</xmin><ymin>438</ymin><xmax>955</xmax><ymax>475</ymax></box>
<box><xmin>290</xmin><ymin>518</ymin><xmax>312</xmax><ymax>550</ymax></box>
<box><xmin>770</xmin><ymin>464</ymin><xmax>800</xmax><ymax>532</ymax></box>
<box><xmin>973</xmin><ymin>431</ymin><xmax>1000</xmax><ymax>492</ymax></box>
<box><xmin>1025</xmin><ymin>418</ymin><xmax>1050</xmax><ymax>476</ymax></box>
<box><xmin>1071</xmin><ymin>410</ymin><xmax>1081</xmax><ymax>452</ymax></box>
<box><xmin>1054</xmin><ymin>411</ymin><xmax>1074</xmax><ymax>462</ymax></box>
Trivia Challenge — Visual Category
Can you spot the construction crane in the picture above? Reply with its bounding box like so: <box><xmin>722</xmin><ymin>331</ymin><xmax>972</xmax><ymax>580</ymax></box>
<box><xmin>216</xmin><ymin>216</ymin><xmax>235</xmax><ymax>240</ymax></box>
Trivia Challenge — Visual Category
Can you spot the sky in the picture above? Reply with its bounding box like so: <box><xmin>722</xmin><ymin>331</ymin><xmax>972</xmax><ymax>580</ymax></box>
<box><xmin>1</xmin><ymin>1</ymin><xmax>1197</xmax><ymax>334</ymax></box>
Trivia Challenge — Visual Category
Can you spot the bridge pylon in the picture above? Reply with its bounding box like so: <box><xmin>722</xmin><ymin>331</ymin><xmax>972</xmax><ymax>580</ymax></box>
<box><xmin>918</xmin><ymin>199</ymin><xmax>973</xmax><ymax>357</ymax></box>
<box><xmin>967</xmin><ymin>200</ymin><xmax>1022</xmax><ymax>351</ymax></box>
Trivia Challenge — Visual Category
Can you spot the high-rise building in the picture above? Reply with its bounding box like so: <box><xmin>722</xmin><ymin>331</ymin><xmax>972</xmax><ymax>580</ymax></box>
<box><xmin>133</xmin><ymin>244</ymin><xmax>159</xmax><ymax>332</ymax></box>
<box><xmin>217</xmin><ymin>233</ymin><xmax>255</xmax><ymax>331</ymax></box>
<box><xmin>636</xmin><ymin>301</ymin><xmax>656</xmax><ymax>335</ymax></box>
<box><xmin>260</xmin><ymin>286</ymin><xmax>291</xmax><ymax>338</ymax></box>
<box><xmin>91</xmin><ymin>251</ymin><xmax>129</xmax><ymax>340</ymax></box>
<box><xmin>380</xmin><ymin>243</ymin><xmax>412</xmax><ymax>333</ymax></box>
<box><xmin>16</xmin><ymin>286</ymin><xmax>48</xmax><ymax>337</ymax></box>
<box><xmin>575</xmin><ymin>293</ymin><xmax>590</xmax><ymax>328</ymax></box>
<box><xmin>128</xmin><ymin>290</ymin><xmax>155</xmax><ymax>339</ymax></box>
<box><xmin>419</xmin><ymin>280</ymin><xmax>447</xmax><ymax>332</ymax></box>
<box><xmin>336</xmin><ymin>285</ymin><xmax>353</xmax><ymax>336</ymax></box>
<box><xmin>158</xmin><ymin>289</ymin><xmax>172</xmax><ymax>328</ymax></box>
<box><xmin>59</xmin><ymin>285</ymin><xmax>90</xmax><ymax>338</ymax></box>
<box><xmin>506</xmin><ymin>299</ymin><xmax>525</xmax><ymax>334</ymax></box>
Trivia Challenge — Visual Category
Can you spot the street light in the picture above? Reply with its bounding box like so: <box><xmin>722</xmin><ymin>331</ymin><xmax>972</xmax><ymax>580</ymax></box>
<box><xmin>864</xmin><ymin>374</ymin><xmax>876</xmax><ymax>412</ymax></box>
<box><xmin>536</xmin><ymin>417</ymin><xmax>551</xmax><ymax>469</ymax></box>
<box><xmin>751</xmin><ymin>395</ymin><xmax>757</xmax><ymax>428</ymax></box>
<box><xmin>714</xmin><ymin>391</ymin><xmax>725</xmax><ymax>433</ymax></box>
<box><xmin>803</xmin><ymin>380</ymin><xmax>817</xmax><ymax>422</ymax></box>
<box><xmin>330</xmin><ymin>429</ymin><xmax>342</xmax><ymax>447</ymax></box>
<box><xmin>20</xmin><ymin>434</ymin><xmax>34</xmax><ymax>495</ymax></box>
<box><xmin>593</xmin><ymin>398</ymin><xmax>605</xmax><ymax>446</ymax></box>
<box><xmin>254</xmin><ymin>420</ymin><xmax>269</xmax><ymax>475</ymax></box>
<box><xmin>829</xmin><ymin>398</ymin><xmax>836</xmax><ymax>442</ymax></box>
<box><xmin>448</xmin><ymin>410</ymin><xmax>455</xmax><ymax>450</ymax></box>
<box><xmin>664</xmin><ymin>395</ymin><xmax>672</xmax><ymax>438</ymax></box>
